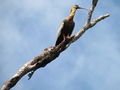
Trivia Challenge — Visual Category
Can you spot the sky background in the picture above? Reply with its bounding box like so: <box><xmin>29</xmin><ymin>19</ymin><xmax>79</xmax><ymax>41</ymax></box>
<box><xmin>0</xmin><ymin>0</ymin><xmax>120</xmax><ymax>90</ymax></box>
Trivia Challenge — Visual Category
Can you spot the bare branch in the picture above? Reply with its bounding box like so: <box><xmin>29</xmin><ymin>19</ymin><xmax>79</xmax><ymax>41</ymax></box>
<box><xmin>86</xmin><ymin>0</ymin><xmax>98</xmax><ymax>24</ymax></box>
<box><xmin>71</xmin><ymin>14</ymin><xmax>110</xmax><ymax>43</ymax></box>
<box><xmin>92</xmin><ymin>0</ymin><xmax>98</xmax><ymax>7</ymax></box>
<box><xmin>1</xmin><ymin>41</ymin><xmax>68</xmax><ymax>90</ymax></box>
<box><xmin>90</xmin><ymin>14</ymin><xmax>110</xmax><ymax>27</ymax></box>
<box><xmin>85</xmin><ymin>7</ymin><xmax>94</xmax><ymax>24</ymax></box>
<box><xmin>1</xmin><ymin>0</ymin><xmax>110</xmax><ymax>90</ymax></box>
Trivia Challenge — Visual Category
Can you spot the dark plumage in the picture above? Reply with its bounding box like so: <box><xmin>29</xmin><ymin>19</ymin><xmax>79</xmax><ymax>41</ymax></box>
<box><xmin>55</xmin><ymin>19</ymin><xmax>75</xmax><ymax>46</ymax></box>
<box><xmin>55</xmin><ymin>5</ymin><xmax>87</xmax><ymax>46</ymax></box>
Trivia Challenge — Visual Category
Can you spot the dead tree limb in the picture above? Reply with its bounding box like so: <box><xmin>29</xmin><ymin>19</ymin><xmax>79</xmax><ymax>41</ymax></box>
<box><xmin>1</xmin><ymin>0</ymin><xmax>110</xmax><ymax>90</ymax></box>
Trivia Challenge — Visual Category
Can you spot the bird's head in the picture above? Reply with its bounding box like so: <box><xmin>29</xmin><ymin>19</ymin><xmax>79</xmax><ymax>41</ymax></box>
<box><xmin>71</xmin><ymin>5</ymin><xmax>88</xmax><ymax>11</ymax></box>
<box><xmin>68</xmin><ymin>5</ymin><xmax>88</xmax><ymax>20</ymax></box>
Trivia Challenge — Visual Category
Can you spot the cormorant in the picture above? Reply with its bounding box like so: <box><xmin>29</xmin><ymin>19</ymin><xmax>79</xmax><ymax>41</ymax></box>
<box><xmin>55</xmin><ymin>5</ymin><xmax>87</xmax><ymax>46</ymax></box>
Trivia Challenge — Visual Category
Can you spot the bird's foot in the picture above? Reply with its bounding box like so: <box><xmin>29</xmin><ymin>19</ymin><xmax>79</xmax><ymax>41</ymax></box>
<box><xmin>62</xmin><ymin>35</ymin><xmax>74</xmax><ymax>45</ymax></box>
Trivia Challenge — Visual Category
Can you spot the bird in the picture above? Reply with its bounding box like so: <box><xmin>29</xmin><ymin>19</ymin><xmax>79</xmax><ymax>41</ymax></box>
<box><xmin>55</xmin><ymin>5</ymin><xmax>87</xmax><ymax>46</ymax></box>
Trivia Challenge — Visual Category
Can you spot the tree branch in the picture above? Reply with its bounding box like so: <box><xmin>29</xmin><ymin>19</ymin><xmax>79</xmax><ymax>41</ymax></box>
<box><xmin>1</xmin><ymin>0</ymin><xmax>110</xmax><ymax>90</ymax></box>
<box><xmin>85</xmin><ymin>0</ymin><xmax>98</xmax><ymax>24</ymax></box>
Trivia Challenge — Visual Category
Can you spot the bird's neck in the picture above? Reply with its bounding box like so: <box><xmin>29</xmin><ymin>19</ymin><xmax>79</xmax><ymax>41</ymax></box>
<box><xmin>66</xmin><ymin>9</ymin><xmax>77</xmax><ymax>21</ymax></box>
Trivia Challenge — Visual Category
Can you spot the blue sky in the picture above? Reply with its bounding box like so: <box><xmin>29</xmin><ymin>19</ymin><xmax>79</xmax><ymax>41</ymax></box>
<box><xmin>0</xmin><ymin>0</ymin><xmax>120</xmax><ymax>90</ymax></box>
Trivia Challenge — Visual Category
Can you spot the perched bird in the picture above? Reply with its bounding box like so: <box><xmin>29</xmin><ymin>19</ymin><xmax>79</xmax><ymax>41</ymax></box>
<box><xmin>55</xmin><ymin>5</ymin><xmax>87</xmax><ymax>46</ymax></box>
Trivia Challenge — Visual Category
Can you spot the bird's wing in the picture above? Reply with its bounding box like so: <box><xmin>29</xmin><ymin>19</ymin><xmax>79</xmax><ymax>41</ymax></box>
<box><xmin>55</xmin><ymin>21</ymin><xmax>66</xmax><ymax>46</ymax></box>
<box><xmin>56</xmin><ymin>21</ymin><xmax>65</xmax><ymax>37</ymax></box>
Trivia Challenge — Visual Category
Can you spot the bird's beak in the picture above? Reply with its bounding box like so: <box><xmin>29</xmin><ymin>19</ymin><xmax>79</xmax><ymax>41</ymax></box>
<box><xmin>78</xmin><ymin>6</ymin><xmax>88</xmax><ymax>11</ymax></box>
